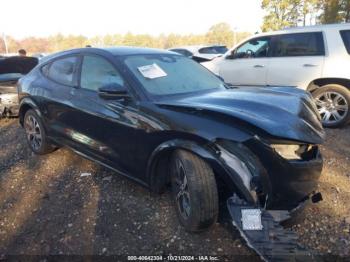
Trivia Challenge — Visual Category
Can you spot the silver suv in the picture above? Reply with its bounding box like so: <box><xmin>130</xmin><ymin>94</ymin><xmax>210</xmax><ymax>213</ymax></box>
<box><xmin>204</xmin><ymin>23</ymin><xmax>350</xmax><ymax>127</ymax></box>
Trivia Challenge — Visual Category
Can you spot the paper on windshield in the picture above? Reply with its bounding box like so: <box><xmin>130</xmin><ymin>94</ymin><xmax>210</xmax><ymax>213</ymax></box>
<box><xmin>138</xmin><ymin>63</ymin><xmax>167</xmax><ymax>79</ymax></box>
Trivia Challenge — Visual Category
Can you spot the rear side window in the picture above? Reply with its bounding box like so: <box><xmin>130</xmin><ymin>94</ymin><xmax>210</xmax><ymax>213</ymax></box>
<box><xmin>340</xmin><ymin>30</ymin><xmax>350</xmax><ymax>54</ymax></box>
<box><xmin>273</xmin><ymin>32</ymin><xmax>325</xmax><ymax>57</ymax></box>
<box><xmin>46</xmin><ymin>56</ymin><xmax>78</xmax><ymax>86</ymax></box>
<box><xmin>41</xmin><ymin>64</ymin><xmax>50</xmax><ymax>77</ymax></box>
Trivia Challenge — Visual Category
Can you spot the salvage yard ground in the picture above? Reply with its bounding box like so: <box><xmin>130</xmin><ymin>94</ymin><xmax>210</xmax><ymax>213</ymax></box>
<box><xmin>0</xmin><ymin>118</ymin><xmax>349</xmax><ymax>258</ymax></box>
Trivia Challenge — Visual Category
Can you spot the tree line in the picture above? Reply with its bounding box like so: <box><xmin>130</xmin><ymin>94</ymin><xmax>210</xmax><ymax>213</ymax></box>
<box><xmin>262</xmin><ymin>0</ymin><xmax>350</xmax><ymax>31</ymax></box>
<box><xmin>0</xmin><ymin>23</ymin><xmax>251</xmax><ymax>55</ymax></box>
<box><xmin>1</xmin><ymin>0</ymin><xmax>349</xmax><ymax>55</ymax></box>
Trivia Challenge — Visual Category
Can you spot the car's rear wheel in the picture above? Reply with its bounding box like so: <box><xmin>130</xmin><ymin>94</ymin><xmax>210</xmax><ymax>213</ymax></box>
<box><xmin>170</xmin><ymin>150</ymin><xmax>218</xmax><ymax>232</ymax></box>
<box><xmin>312</xmin><ymin>84</ymin><xmax>350</xmax><ymax>128</ymax></box>
<box><xmin>24</xmin><ymin>109</ymin><xmax>55</xmax><ymax>154</ymax></box>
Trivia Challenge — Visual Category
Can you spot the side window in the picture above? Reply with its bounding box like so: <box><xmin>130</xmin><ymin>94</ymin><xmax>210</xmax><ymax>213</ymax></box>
<box><xmin>199</xmin><ymin>46</ymin><xmax>228</xmax><ymax>54</ymax></box>
<box><xmin>273</xmin><ymin>32</ymin><xmax>325</xmax><ymax>57</ymax></box>
<box><xmin>47</xmin><ymin>56</ymin><xmax>78</xmax><ymax>86</ymax></box>
<box><xmin>41</xmin><ymin>64</ymin><xmax>50</xmax><ymax>77</ymax></box>
<box><xmin>340</xmin><ymin>30</ymin><xmax>350</xmax><ymax>54</ymax></box>
<box><xmin>80</xmin><ymin>55</ymin><xmax>124</xmax><ymax>91</ymax></box>
<box><xmin>230</xmin><ymin>37</ymin><xmax>271</xmax><ymax>59</ymax></box>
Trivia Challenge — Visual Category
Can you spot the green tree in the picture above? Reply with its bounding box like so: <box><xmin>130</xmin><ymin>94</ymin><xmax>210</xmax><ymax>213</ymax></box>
<box><xmin>261</xmin><ymin>0</ymin><xmax>301</xmax><ymax>31</ymax></box>
<box><xmin>206</xmin><ymin>23</ymin><xmax>234</xmax><ymax>47</ymax></box>
<box><xmin>318</xmin><ymin>0</ymin><xmax>343</xmax><ymax>23</ymax></box>
<box><xmin>1</xmin><ymin>23</ymin><xmax>252</xmax><ymax>54</ymax></box>
<box><xmin>340</xmin><ymin>0</ymin><xmax>350</xmax><ymax>22</ymax></box>
<box><xmin>299</xmin><ymin>0</ymin><xmax>319</xmax><ymax>25</ymax></box>
<box><xmin>164</xmin><ymin>33</ymin><xmax>184</xmax><ymax>48</ymax></box>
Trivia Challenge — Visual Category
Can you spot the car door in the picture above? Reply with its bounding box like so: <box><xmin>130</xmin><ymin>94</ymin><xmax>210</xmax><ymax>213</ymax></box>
<box><xmin>36</xmin><ymin>55</ymin><xmax>80</xmax><ymax>141</ymax></box>
<box><xmin>67</xmin><ymin>54</ymin><xmax>141</xmax><ymax>177</ymax></box>
<box><xmin>266</xmin><ymin>32</ymin><xmax>325</xmax><ymax>89</ymax></box>
<box><xmin>218</xmin><ymin>36</ymin><xmax>271</xmax><ymax>86</ymax></box>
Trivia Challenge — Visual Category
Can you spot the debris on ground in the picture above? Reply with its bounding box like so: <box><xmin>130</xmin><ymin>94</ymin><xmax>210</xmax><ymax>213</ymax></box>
<box><xmin>80</xmin><ymin>173</ymin><xmax>92</xmax><ymax>177</ymax></box>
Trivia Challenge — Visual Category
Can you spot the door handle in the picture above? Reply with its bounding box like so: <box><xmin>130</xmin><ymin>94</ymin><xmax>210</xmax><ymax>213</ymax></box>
<box><xmin>254</xmin><ymin>65</ymin><xmax>264</xmax><ymax>68</ymax></box>
<box><xmin>303</xmin><ymin>64</ymin><xmax>318</xmax><ymax>67</ymax></box>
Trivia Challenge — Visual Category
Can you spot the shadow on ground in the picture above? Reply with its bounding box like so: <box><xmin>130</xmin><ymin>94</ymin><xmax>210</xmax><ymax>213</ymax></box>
<box><xmin>0</xmin><ymin>119</ymin><xmax>257</xmax><ymax>258</ymax></box>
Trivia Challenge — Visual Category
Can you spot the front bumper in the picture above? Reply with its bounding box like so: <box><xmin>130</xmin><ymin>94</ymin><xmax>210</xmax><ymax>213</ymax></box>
<box><xmin>218</xmin><ymin>139</ymin><xmax>323</xmax><ymax>260</ymax></box>
<box><xmin>260</xmin><ymin>144</ymin><xmax>323</xmax><ymax>210</ymax></box>
<box><xmin>219</xmin><ymin>139</ymin><xmax>323</xmax><ymax>211</ymax></box>
<box><xmin>266</xmin><ymin>150</ymin><xmax>322</xmax><ymax>210</ymax></box>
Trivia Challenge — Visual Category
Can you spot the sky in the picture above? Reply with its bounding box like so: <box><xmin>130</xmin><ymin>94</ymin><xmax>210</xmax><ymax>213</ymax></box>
<box><xmin>1</xmin><ymin>0</ymin><xmax>263</xmax><ymax>39</ymax></box>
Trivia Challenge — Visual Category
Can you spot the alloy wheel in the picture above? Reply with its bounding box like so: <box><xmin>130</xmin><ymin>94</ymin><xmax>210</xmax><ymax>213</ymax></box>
<box><xmin>173</xmin><ymin>158</ymin><xmax>191</xmax><ymax>219</ymax></box>
<box><xmin>314</xmin><ymin>91</ymin><xmax>348</xmax><ymax>125</ymax></box>
<box><xmin>24</xmin><ymin>115</ymin><xmax>42</xmax><ymax>151</ymax></box>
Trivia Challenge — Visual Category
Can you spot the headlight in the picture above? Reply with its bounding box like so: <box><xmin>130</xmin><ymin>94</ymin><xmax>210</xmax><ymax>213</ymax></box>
<box><xmin>271</xmin><ymin>144</ymin><xmax>312</xmax><ymax>160</ymax></box>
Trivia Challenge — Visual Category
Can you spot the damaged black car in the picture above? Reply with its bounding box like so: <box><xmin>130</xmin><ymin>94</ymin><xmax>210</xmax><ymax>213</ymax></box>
<box><xmin>0</xmin><ymin>56</ymin><xmax>38</xmax><ymax>117</ymax></box>
<box><xmin>18</xmin><ymin>47</ymin><xmax>324</xmax><ymax>258</ymax></box>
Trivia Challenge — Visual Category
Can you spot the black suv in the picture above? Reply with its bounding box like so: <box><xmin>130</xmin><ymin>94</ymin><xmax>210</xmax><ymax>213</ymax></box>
<box><xmin>18</xmin><ymin>47</ymin><xmax>324</xmax><ymax>233</ymax></box>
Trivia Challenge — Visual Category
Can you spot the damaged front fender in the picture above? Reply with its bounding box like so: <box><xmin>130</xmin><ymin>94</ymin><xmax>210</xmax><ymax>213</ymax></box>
<box><xmin>147</xmin><ymin>139</ymin><xmax>258</xmax><ymax>203</ymax></box>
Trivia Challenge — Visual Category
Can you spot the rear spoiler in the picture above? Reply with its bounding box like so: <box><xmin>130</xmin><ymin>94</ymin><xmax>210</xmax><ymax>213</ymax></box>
<box><xmin>0</xmin><ymin>56</ymin><xmax>39</xmax><ymax>74</ymax></box>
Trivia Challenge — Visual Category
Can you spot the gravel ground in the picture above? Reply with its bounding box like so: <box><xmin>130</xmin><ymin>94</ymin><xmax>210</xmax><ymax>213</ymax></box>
<box><xmin>0</xmin><ymin>118</ymin><xmax>349</xmax><ymax>259</ymax></box>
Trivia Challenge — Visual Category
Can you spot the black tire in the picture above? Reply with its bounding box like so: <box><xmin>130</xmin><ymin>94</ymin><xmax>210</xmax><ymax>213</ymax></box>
<box><xmin>24</xmin><ymin>109</ymin><xmax>55</xmax><ymax>154</ymax></box>
<box><xmin>170</xmin><ymin>150</ymin><xmax>218</xmax><ymax>232</ymax></box>
<box><xmin>312</xmin><ymin>84</ymin><xmax>350</xmax><ymax>128</ymax></box>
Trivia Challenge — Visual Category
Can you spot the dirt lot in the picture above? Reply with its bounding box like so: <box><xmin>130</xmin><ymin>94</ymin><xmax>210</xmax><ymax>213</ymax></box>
<box><xmin>0</xmin><ymin>118</ymin><xmax>349</xmax><ymax>259</ymax></box>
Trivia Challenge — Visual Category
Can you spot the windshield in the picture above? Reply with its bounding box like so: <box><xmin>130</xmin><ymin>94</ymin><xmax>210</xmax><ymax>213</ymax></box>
<box><xmin>123</xmin><ymin>54</ymin><xmax>226</xmax><ymax>97</ymax></box>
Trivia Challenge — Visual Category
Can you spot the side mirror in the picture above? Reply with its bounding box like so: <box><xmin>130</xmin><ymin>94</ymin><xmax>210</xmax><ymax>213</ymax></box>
<box><xmin>98</xmin><ymin>83</ymin><xmax>130</xmax><ymax>99</ymax></box>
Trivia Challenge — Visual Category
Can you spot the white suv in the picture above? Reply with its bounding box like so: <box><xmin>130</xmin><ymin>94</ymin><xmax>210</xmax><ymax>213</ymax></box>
<box><xmin>203</xmin><ymin>23</ymin><xmax>350</xmax><ymax>127</ymax></box>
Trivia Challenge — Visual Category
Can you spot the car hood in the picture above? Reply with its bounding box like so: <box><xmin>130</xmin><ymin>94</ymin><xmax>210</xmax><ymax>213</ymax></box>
<box><xmin>0</xmin><ymin>56</ymin><xmax>38</xmax><ymax>75</ymax></box>
<box><xmin>156</xmin><ymin>86</ymin><xmax>325</xmax><ymax>144</ymax></box>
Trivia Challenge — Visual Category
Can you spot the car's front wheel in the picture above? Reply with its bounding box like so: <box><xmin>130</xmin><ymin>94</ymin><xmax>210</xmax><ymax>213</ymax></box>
<box><xmin>24</xmin><ymin>109</ymin><xmax>55</xmax><ymax>154</ymax></box>
<box><xmin>170</xmin><ymin>150</ymin><xmax>218</xmax><ymax>232</ymax></box>
<box><xmin>312</xmin><ymin>84</ymin><xmax>350</xmax><ymax>128</ymax></box>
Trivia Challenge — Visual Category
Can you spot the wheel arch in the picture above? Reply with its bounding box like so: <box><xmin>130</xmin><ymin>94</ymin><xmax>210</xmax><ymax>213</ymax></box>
<box><xmin>146</xmin><ymin>139</ymin><xmax>257</xmax><ymax>204</ymax></box>
<box><xmin>307</xmin><ymin>78</ymin><xmax>350</xmax><ymax>92</ymax></box>
<box><xmin>18</xmin><ymin>98</ymin><xmax>42</xmax><ymax>126</ymax></box>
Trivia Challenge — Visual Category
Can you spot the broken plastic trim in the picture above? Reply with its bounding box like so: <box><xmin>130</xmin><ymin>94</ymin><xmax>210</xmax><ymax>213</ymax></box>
<box><xmin>215</xmin><ymin>144</ymin><xmax>259</xmax><ymax>203</ymax></box>
<box><xmin>227</xmin><ymin>194</ymin><xmax>312</xmax><ymax>261</ymax></box>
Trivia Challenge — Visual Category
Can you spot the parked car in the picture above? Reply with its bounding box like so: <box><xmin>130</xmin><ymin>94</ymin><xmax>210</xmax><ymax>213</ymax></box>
<box><xmin>0</xmin><ymin>56</ymin><xmax>38</xmax><ymax>117</ymax></box>
<box><xmin>169</xmin><ymin>45</ymin><xmax>228</xmax><ymax>62</ymax></box>
<box><xmin>18</xmin><ymin>47</ymin><xmax>324</xmax><ymax>243</ymax></box>
<box><xmin>32</xmin><ymin>53</ymin><xmax>47</xmax><ymax>60</ymax></box>
<box><xmin>203</xmin><ymin>23</ymin><xmax>350</xmax><ymax>128</ymax></box>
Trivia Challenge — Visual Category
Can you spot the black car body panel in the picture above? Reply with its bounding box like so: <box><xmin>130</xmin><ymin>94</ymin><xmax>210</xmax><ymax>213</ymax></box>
<box><xmin>17</xmin><ymin>47</ymin><xmax>324</xmax><ymax>211</ymax></box>
<box><xmin>0</xmin><ymin>57</ymin><xmax>38</xmax><ymax>117</ymax></box>
<box><xmin>156</xmin><ymin>87</ymin><xmax>324</xmax><ymax>144</ymax></box>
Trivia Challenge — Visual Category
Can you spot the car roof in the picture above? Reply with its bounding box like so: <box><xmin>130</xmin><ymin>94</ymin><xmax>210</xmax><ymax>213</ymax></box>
<box><xmin>253</xmin><ymin>23</ymin><xmax>350</xmax><ymax>38</ymax></box>
<box><xmin>228</xmin><ymin>23</ymin><xmax>350</xmax><ymax>51</ymax></box>
<box><xmin>45</xmin><ymin>46</ymin><xmax>175</xmax><ymax>60</ymax></box>
<box><xmin>284</xmin><ymin>22</ymin><xmax>350</xmax><ymax>31</ymax></box>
